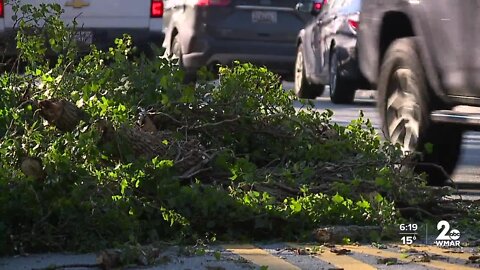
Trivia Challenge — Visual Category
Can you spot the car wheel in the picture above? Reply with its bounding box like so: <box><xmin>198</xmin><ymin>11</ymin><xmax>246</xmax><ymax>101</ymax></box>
<box><xmin>171</xmin><ymin>36</ymin><xmax>196</xmax><ymax>83</ymax></box>
<box><xmin>378</xmin><ymin>37</ymin><xmax>463</xmax><ymax>186</ymax></box>
<box><xmin>329</xmin><ymin>50</ymin><xmax>356</xmax><ymax>104</ymax></box>
<box><xmin>294</xmin><ymin>45</ymin><xmax>325</xmax><ymax>99</ymax></box>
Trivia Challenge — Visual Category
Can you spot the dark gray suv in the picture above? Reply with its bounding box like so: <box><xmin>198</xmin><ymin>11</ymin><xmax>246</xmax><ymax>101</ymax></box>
<box><xmin>294</xmin><ymin>0</ymin><xmax>369</xmax><ymax>103</ymax></box>
<box><xmin>162</xmin><ymin>0</ymin><xmax>311</xmax><ymax>79</ymax></box>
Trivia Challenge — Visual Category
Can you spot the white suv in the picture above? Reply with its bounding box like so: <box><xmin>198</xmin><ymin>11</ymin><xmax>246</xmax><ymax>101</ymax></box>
<box><xmin>0</xmin><ymin>0</ymin><xmax>164</xmax><ymax>55</ymax></box>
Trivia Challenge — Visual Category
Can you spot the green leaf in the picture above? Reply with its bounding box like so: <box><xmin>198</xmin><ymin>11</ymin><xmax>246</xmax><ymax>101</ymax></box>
<box><xmin>356</xmin><ymin>200</ymin><xmax>371</xmax><ymax>210</ymax></box>
<box><xmin>195</xmin><ymin>248</ymin><xmax>206</xmax><ymax>256</ymax></box>
<box><xmin>180</xmin><ymin>85</ymin><xmax>195</xmax><ymax>103</ymax></box>
<box><xmin>290</xmin><ymin>200</ymin><xmax>302</xmax><ymax>213</ymax></box>
<box><xmin>214</xmin><ymin>251</ymin><xmax>221</xmax><ymax>261</ymax></box>
<box><xmin>342</xmin><ymin>237</ymin><xmax>351</xmax><ymax>245</ymax></box>
<box><xmin>375</xmin><ymin>177</ymin><xmax>388</xmax><ymax>187</ymax></box>
<box><xmin>424</xmin><ymin>142</ymin><xmax>434</xmax><ymax>154</ymax></box>
<box><xmin>332</xmin><ymin>193</ymin><xmax>344</xmax><ymax>204</ymax></box>
<box><xmin>375</xmin><ymin>193</ymin><xmax>384</xmax><ymax>203</ymax></box>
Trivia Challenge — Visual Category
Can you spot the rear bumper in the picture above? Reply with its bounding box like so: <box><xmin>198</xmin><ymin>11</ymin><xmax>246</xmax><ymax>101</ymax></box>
<box><xmin>0</xmin><ymin>28</ymin><xmax>164</xmax><ymax>56</ymax></box>
<box><xmin>182</xmin><ymin>37</ymin><xmax>297</xmax><ymax>74</ymax></box>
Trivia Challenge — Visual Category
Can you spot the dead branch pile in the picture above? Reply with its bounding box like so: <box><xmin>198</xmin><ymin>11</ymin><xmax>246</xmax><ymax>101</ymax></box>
<box><xmin>36</xmin><ymin>98</ymin><xmax>213</xmax><ymax>178</ymax></box>
<box><xmin>33</xmin><ymin>97</ymin><xmax>455</xmax><ymax>215</ymax></box>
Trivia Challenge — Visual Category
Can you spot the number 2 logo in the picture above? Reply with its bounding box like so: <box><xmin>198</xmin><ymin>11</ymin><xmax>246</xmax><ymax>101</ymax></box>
<box><xmin>436</xmin><ymin>220</ymin><xmax>461</xmax><ymax>241</ymax></box>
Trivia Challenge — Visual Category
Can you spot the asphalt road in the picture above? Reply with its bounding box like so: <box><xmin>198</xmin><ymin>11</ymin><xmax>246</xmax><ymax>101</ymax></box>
<box><xmin>284</xmin><ymin>81</ymin><xmax>480</xmax><ymax>190</ymax></box>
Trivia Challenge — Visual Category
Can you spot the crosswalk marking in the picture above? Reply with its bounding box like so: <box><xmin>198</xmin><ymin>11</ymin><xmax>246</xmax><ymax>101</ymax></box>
<box><xmin>223</xmin><ymin>244</ymin><xmax>301</xmax><ymax>270</ymax></box>
<box><xmin>347</xmin><ymin>245</ymin><xmax>478</xmax><ymax>270</ymax></box>
<box><xmin>399</xmin><ymin>245</ymin><xmax>477</xmax><ymax>261</ymax></box>
<box><xmin>222</xmin><ymin>243</ymin><xmax>479</xmax><ymax>270</ymax></box>
<box><xmin>288</xmin><ymin>243</ymin><xmax>377</xmax><ymax>270</ymax></box>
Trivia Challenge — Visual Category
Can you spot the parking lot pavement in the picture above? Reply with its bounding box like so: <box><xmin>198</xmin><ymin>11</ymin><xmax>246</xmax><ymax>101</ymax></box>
<box><xmin>1</xmin><ymin>242</ymin><xmax>478</xmax><ymax>270</ymax></box>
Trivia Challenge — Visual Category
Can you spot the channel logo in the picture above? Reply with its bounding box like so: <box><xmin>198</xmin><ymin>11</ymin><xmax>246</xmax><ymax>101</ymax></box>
<box><xmin>434</xmin><ymin>220</ymin><xmax>461</xmax><ymax>247</ymax></box>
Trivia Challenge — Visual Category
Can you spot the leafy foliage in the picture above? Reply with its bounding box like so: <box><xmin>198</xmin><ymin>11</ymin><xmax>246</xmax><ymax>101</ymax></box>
<box><xmin>0</xmin><ymin>1</ymin><xmax>440</xmax><ymax>255</ymax></box>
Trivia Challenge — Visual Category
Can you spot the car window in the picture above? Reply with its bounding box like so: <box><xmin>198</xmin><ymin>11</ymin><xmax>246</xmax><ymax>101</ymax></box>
<box><xmin>330</xmin><ymin>0</ymin><xmax>343</xmax><ymax>10</ymax></box>
<box><xmin>337</xmin><ymin>0</ymin><xmax>361</xmax><ymax>13</ymax></box>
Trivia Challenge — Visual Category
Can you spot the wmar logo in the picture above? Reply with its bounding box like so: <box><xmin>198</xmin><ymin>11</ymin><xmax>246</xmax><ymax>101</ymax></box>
<box><xmin>434</xmin><ymin>220</ymin><xmax>461</xmax><ymax>247</ymax></box>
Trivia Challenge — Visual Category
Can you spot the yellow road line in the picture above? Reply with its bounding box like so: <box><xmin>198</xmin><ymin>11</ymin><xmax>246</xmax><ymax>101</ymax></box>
<box><xmin>288</xmin><ymin>243</ymin><xmax>377</xmax><ymax>270</ymax></box>
<box><xmin>223</xmin><ymin>244</ymin><xmax>301</xmax><ymax>270</ymax></box>
<box><xmin>347</xmin><ymin>245</ymin><xmax>479</xmax><ymax>270</ymax></box>
<box><xmin>399</xmin><ymin>245</ymin><xmax>476</xmax><ymax>261</ymax></box>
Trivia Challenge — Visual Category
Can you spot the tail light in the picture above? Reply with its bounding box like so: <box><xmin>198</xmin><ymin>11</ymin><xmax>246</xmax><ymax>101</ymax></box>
<box><xmin>313</xmin><ymin>2</ymin><xmax>322</xmax><ymax>12</ymax></box>
<box><xmin>348</xmin><ymin>19</ymin><xmax>359</xmax><ymax>29</ymax></box>
<box><xmin>151</xmin><ymin>0</ymin><xmax>163</xmax><ymax>17</ymax></box>
<box><xmin>312</xmin><ymin>0</ymin><xmax>326</xmax><ymax>13</ymax></box>
<box><xmin>347</xmin><ymin>13</ymin><xmax>360</xmax><ymax>32</ymax></box>
<box><xmin>0</xmin><ymin>0</ymin><xmax>4</xmax><ymax>18</ymax></box>
<box><xmin>196</xmin><ymin>0</ymin><xmax>231</xmax><ymax>6</ymax></box>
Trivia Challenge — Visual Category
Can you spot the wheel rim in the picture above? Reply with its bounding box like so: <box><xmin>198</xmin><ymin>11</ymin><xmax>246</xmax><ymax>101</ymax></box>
<box><xmin>329</xmin><ymin>54</ymin><xmax>337</xmax><ymax>97</ymax></box>
<box><xmin>294</xmin><ymin>49</ymin><xmax>304</xmax><ymax>94</ymax></box>
<box><xmin>385</xmin><ymin>68</ymin><xmax>420</xmax><ymax>152</ymax></box>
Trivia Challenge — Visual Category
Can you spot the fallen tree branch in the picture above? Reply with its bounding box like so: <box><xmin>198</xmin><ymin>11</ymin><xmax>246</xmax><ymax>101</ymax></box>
<box><xmin>190</xmin><ymin>116</ymin><xmax>241</xmax><ymax>129</ymax></box>
<box><xmin>398</xmin><ymin>207</ymin><xmax>436</xmax><ymax>218</ymax></box>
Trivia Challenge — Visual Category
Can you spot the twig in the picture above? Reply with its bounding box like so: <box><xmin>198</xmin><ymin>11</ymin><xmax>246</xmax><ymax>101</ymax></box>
<box><xmin>404</xmin><ymin>160</ymin><xmax>462</xmax><ymax>200</ymax></box>
<box><xmin>251</xmin><ymin>128</ymin><xmax>293</xmax><ymax>139</ymax></box>
<box><xmin>32</xmin><ymin>263</ymin><xmax>101</xmax><ymax>270</ymax></box>
<box><xmin>398</xmin><ymin>207</ymin><xmax>436</xmax><ymax>218</ymax></box>
<box><xmin>262</xmin><ymin>158</ymin><xmax>281</xmax><ymax>168</ymax></box>
<box><xmin>54</xmin><ymin>60</ymin><xmax>74</xmax><ymax>91</ymax></box>
<box><xmin>190</xmin><ymin>116</ymin><xmax>241</xmax><ymax>129</ymax></box>
<box><xmin>178</xmin><ymin>167</ymin><xmax>212</xmax><ymax>179</ymax></box>
<box><xmin>271</xmin><ymin>182</ymin><xmax>300</xmax><ymax>194</ymax></box>
<box><xmin>149</xmin><ymin>111</ymin><xmax>183</xmax><ymax>125</ymax></box>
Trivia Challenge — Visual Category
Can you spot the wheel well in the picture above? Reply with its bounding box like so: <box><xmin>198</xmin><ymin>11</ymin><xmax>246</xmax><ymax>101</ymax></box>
<box><xmin>296</xmin><ymin>35</ymin><xmax>305</xmax><ymax>49</ymax></box>
<box><xmin>379</xmin><ymin>12</ymin><xmax>414</xmax><ymax>64</ymax></box>
<box><xmin>328</xmin><ymin>40</ymin><xmax>336</xmax><ymax>67</ymax></box>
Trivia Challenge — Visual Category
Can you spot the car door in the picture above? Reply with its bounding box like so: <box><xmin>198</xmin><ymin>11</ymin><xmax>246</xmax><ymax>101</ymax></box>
<box><xmin>312</xmin><ymin>0</ymin><xmax>337</xmax><ymax>76</ymax></box>
<box><xmin>420</xmin><ymin>0</ymin><xmax>480</xmax><ymax>98</ymax></box>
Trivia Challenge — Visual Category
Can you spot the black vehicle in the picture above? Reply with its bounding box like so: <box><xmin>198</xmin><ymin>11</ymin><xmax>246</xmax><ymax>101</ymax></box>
<box><xmin>294</xmin><ymin>0</ymin><xmax>368</xmax><ymax>103</ymax></box>
<box><xmin>162</xmin><ymin>0</ymin><xmax>312</xmax><ymax>80</ymax></box>
<box><xmin>357</xmin><ymin>0</ymin><xmax>480</xmax><ymax>185</ymax></box>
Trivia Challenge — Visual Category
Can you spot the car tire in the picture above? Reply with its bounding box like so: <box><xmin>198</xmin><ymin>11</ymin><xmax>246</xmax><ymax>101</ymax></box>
<box><xmin>329</xmin><ymin>50</ymin><xmax>356</xmax><ymax>104</ymax></box>
<box><xmin>378</xmin><ymin>37</ymin><xmax>463</xmax><ymax>186</ymax></box>
<box><xmin>171</xmin><ymin>36</ymin><xmax>196</xmax><ymax>83</ymax></box>
<box><xmin>294</xmin><ymin>45</ymin><xmax>325</xmax><ymax>99</ymax></box>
